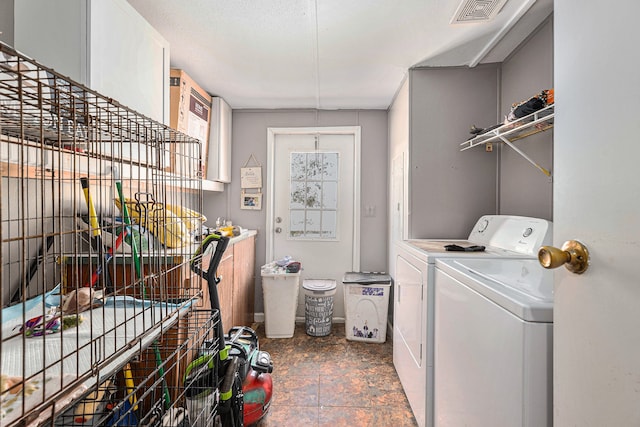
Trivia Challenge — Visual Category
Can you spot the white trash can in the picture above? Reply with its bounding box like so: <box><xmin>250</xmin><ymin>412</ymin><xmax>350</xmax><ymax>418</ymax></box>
<box><xmin>261</xmin><ymin>267</ymin><xmax>300</xmax><ymax>338</ymax></box>
<box><xmin>343</xmin><ymin>272</ymin><xmax>392</xmax><ymax>343</ymax></box>
<box><xmin>302</xmin><ymin>279</ymin><xmax>337</xmax><ymax>337</ymax></box>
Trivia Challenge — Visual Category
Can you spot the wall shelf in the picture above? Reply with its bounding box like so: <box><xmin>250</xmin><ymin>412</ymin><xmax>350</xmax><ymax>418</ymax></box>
<box><xmin>460</xmin><ymin>104</ymin><xmax>554</xmax><ymax>177</ymax></box>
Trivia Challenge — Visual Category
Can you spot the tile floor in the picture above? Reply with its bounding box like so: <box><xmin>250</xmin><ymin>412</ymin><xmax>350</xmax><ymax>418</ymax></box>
<box><xmin>254</xmin><ymin>323</ymin><xmax>417</xmax><ymax>427</ymax></box>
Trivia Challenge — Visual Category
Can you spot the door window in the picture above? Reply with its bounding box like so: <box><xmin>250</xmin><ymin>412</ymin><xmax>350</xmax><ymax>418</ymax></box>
<box><xmin>289</xmin><ymin>152</ymin><xmax>339</xmax><ymax>240</ymax></box>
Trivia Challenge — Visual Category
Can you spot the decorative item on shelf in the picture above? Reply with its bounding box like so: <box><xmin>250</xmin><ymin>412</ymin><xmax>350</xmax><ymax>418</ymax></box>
<box><xmin>505</xmin><ymin>88</ymin><xmax>554</xmax><ymax>123</ymax></box>
<box><xmin>466</xmin><ymin>88</ymin><xmax>554</xmax><ymax>140</ymax></box>
<box><xmin>114</xmin><ymin>194</ymin><xmax>191</xmax><ymax>248</ymax></box>
<box><xmin>460</xmin><ymin>91</ymin><xmax>554</xmax><ymax>178</ymax></box>
<box><xmin>240</xmin><ymin>154</ymin><xmax>263</xmax><ymax>210</ymax></box>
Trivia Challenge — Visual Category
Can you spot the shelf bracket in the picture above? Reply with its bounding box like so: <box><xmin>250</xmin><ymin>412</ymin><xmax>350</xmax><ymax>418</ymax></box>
<box><xmin>497</xmin><ymin>134</ymin><xmax>551</xmax><ymax>178</ymax></box>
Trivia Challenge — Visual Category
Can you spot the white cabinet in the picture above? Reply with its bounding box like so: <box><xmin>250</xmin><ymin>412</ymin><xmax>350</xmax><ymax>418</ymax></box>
<box><xmin>207</xmin><ymin>97</ymin><xmax>232</xmax><ymax>183</ymax></box>
<box><xmin>12</xmin><ymin>0</ymin><xmax>169</xmax><ymax>124</ymax></box>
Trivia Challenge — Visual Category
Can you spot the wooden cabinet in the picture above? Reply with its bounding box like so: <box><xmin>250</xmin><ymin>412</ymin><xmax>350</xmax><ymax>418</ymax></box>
<box><xmin>64</xmin><ymin>254</ymin><xmax>198</xmax><ymax>301</ymax></box>
<box><xmin>65</xmin><ymin>233</ymin><xmax>257</xmax><ymax>333</ymax></box>
<box><xmin>215</xmin><ymin>233</ymin><xmax>256</xmax><ymax>332</ymax></box>
<box><xmin>217</xmin><ymin>251</ymin><xmax>235</xmax><ymax>332</ymax></box>
<box><xmin>200</xmin><ymin>233</ymin><xmax>257</xmax><ymax>333</ymax></box>
<box><xmin>232</xmin><ymin>235</ymin><xmax>256</xmax><ymax>326</ymax></box>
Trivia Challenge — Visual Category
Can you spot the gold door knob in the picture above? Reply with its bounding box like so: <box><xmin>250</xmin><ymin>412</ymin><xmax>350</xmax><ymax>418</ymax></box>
<box><xmin>538</xmin><ymin>240</ymin><xmax>589</xmax><ymax>274</ymax></box>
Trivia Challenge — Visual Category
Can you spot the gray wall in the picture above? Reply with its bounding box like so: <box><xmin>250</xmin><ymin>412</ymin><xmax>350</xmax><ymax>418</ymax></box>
<box><xmin>499</xmin><ymin>17</ymin><xmax>554</xmax><ymax>220</ymax></box>
<box><xmin>409</xmin><ymin>65</ymin><xmax>499</xmax><ymax>239</ymax></box>
<box><xmin>0</xmin><ymin>2</ymin><xmax>14</xmax><ymax>46</ymax></box>
<box><xmin>203</xmin><ymin>109</ymin><xmax>389</xmax><ymax>313</ymax></box>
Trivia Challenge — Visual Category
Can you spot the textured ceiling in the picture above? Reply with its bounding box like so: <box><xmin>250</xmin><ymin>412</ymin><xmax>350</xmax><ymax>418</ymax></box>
<box><xmin>127</xmin><ymin>0</ymin><xmax>552</xmax><ymax>109</ymax></box>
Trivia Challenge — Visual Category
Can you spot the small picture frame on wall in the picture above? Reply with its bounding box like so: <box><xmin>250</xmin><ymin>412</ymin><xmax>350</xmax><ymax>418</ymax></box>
<box><xmin>241</xmin><ymin>192</ymin><xmax>262</xmax><ymax>210</ymax></box>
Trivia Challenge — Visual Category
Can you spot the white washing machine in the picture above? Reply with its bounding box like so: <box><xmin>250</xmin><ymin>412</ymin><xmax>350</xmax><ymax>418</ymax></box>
<box><xmin>393</xmin><ymin>215</ymin><xmax>552</xmax><ymax>427</ymax></box>
<box><xmin>434</xmin><ymin>258</ymin><xmax>553</xmax><ymax>426</ymax></box>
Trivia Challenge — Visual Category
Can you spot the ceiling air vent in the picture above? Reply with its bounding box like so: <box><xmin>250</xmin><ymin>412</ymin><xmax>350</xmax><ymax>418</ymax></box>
<box><xmin>451</xmin><ymin>0</ymin><xmax>509</xmax><ymax>24</ymax></box>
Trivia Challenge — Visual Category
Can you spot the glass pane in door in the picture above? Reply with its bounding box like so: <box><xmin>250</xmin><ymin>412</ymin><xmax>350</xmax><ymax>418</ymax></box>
<box><xmin>289</xmin><ymin>152</ymin><xmax>339</xmax><ymax>240</ymax></box>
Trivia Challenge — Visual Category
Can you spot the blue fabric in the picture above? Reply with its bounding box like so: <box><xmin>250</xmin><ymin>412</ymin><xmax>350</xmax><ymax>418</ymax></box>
<box><xmin>103</xmin><ymin>295</ymin><xmax>192</xmax><ymax>311</ymax></box>
<box><xmin>2</xmin><ymin>284</ymin><xmax>61</xmax><ymax>322</ymax></box>
<box><xmin>2</xmin><ymin>285</ymin><xmax>191</xmax><ymax>323</ymax></box>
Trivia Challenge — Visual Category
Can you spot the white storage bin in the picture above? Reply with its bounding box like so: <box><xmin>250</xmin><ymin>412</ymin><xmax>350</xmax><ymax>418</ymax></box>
<box><xmin>343</xmin><ymin>272</ymin><xmax>392</xmax><ymax>343</ymax></box>
<box><xmin>261</xmin><ymin>268</ymin><xmax>301</xmax><ymax>338</ymax></box>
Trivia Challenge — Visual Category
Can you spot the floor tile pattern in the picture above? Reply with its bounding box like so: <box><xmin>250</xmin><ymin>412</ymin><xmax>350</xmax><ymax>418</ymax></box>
<box><xmin>254</xmin><ymin>324</ymin><xmax>417</xmax><ymax>427</ymax></box>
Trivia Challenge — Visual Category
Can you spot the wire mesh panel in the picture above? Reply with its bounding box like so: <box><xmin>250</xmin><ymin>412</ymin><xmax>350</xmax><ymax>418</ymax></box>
<box><xmin>0</xmin><ymin>42</ymin><xmax>212</xmax><ymax>425</ymax></box>
<box><xmin>51</xmin><ymin>310</ymin><xmax>220</xmax><ymax>427</ymax></box>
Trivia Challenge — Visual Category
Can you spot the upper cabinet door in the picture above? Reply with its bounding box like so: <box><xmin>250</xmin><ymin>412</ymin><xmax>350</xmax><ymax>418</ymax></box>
<box><xmin>14</xmin><ymin>0</ymin><xmax>169</xmax><ymax>124</ymax></box>
<box><xmin>90</xmin><ymin>0</ymin><xmax>169</xmax><ymax>124</ymax></box>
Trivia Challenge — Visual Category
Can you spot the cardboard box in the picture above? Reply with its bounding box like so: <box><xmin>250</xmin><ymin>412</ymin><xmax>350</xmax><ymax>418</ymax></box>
<box><xmin>169</xmin><ymin>69</ymin><xmax>212</xmax><ymax>177</ymax></box>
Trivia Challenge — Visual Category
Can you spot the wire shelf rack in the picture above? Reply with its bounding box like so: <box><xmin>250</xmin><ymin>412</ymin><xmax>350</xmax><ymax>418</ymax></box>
<box><xmin>460</xmin><ymin>104</ymin><xmax>554</xmax><ymax>177</ymax></box>
<box><xmin>0</xmin><ymin>41</ymin><xmax>214</xmax><ymax>425</ymax></box>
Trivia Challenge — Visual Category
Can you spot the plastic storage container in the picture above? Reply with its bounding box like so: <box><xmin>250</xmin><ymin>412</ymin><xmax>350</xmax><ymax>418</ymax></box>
<box><xmin>302</xmin><ymin>279</ymin><xmax>337</xmax><ymax>337</ymax></box>
<box><xmin>343</xmin><ymin>272</ymin><xmax>392</xmax><ymax>343</ymax></box>
<box><xmin>261</xmin><ymin>266</ymin><xmax>300</xmax><ymax>338</ymax></box>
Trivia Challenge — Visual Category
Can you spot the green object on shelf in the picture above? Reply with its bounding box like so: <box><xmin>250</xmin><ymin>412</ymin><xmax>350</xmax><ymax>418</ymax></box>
<box><xmin>115</xmin><ymin>179</ymin><xmax>142</xmax><ymax>284</ymax></box>
<box><xmin>115</xmin><ymin>225</ymin><xmax>150</xmax><ymax>252</ymax></box>
<box><xmin>115</xmin><ymin>169</ymin><xmax>171</xmax><ymax>410</ymax></box>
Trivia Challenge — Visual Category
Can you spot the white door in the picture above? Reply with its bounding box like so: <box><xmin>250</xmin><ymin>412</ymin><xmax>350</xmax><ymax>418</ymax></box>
<box><xmin>266</xmin><ymin>127</ymin><xmax>361</xmax><ymax>320</ymax></box>
<box><xmin>555</xmin><ymin>3</ymin><xmax>640</xmax><ymax>424</ymax></box>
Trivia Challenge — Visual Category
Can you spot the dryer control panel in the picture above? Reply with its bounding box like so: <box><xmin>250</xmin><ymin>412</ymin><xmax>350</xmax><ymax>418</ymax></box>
<box><xmin>467</xmin><ymin>215</ymin><xmax>553</xmax><ymax>256</ymax></box>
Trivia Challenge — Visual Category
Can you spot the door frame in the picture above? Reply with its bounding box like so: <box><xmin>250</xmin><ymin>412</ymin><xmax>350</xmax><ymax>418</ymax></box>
<box><xmin>266</xmin><ymin>126</ymin><xmax>361</xmax><ymax>270</ymax></box>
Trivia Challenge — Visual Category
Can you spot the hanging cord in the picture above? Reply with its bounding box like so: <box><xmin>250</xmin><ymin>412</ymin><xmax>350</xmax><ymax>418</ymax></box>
<box><xmin>242</xmin><ymin>153</ymin><xmax>262</xmax><ymax>168</ymax></box>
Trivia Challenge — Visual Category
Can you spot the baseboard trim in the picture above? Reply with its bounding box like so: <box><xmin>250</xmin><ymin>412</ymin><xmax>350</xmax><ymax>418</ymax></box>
<box><xmin>253</xmin><ymin>313</ymin><xmax>394</xmax><ymax>341</ymax></box>
<box><xmin>253</xmin><ymin>312</ymin><xmax>346</xmax><ymax>324</ymax></box>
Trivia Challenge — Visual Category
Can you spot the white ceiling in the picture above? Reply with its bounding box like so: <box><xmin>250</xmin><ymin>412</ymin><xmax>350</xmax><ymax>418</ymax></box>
<box><xmin>127</xmin><ymin>0</ymin><xmax>553</xmax><ymax>110</ymax></box>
